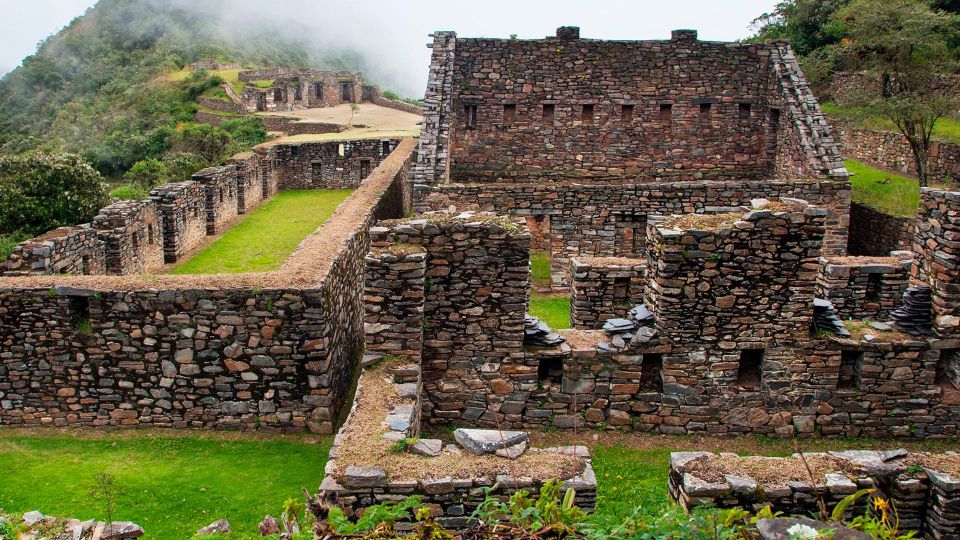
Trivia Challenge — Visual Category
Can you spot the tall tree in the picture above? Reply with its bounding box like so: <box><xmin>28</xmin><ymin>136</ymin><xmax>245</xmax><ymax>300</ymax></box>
<box><xmin>835</xmin><ymin>0</ymin><xmax>959</xmax><ymax>186</ymax></box>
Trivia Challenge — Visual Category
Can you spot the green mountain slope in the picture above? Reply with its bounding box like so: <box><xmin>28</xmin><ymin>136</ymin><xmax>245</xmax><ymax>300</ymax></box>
<box><xmin>0</xmin><ymin>0</ymin><xmax>366</xmax><ymax>176</ymax></box>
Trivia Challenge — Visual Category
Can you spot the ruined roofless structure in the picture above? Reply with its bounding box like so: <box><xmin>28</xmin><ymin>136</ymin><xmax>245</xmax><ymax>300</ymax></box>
<box><xmin>413</xmin><ymin>26</ymin><xmax>851</xmax><ymax>287</ymax></box>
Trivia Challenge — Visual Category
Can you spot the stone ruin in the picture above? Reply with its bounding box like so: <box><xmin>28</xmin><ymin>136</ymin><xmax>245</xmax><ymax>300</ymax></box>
<box><xmin>2</xmin><ymin>24</ymin><xmax>960</xmax><ymax>528</ymax></box>
<box><xmin>236</xmin><ymin>68</ymin><xmax>364</xmax><ymax>113</ymax></box>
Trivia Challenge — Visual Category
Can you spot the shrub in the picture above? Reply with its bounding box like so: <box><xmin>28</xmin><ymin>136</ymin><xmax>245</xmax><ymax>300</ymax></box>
<box><xmin>0</xmin><ymin>152</ymin><xmax>109</xmax><ymax>236</ymax></box>
<box><xmin>221</xmin><ymin>116</ymin><xmax>267</xmax><ymax>147</ymax></box>
<box><xmin>171</xmin><ymin>123</ymin><xmax>232</xmax><ymax>162</ymax></box>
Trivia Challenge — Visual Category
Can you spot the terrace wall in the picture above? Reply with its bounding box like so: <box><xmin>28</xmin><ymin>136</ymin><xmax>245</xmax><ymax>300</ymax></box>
<box><xmin>911</xmin><ymin>188</ymin><xmax>960</xmax><ymax>337</ymax></box>
<box><xmin>271</xmin><ymin>139</ymin><xmax>399</xmax><ymax>190</ymax></box>
<box><xmin>0</xmin><ymin>139</ymin><xmax>417</xmax><ymax>432</ymax></box>
<box><xmin>229</xmin><ymin>154</ymin><xmax>266</xmax><ymax>214</ymax></box>
<box><xmin>570</xmin><ymin>257</ymin><xmax>646</xmax><ymax>329</ymax></box>
<box><xmin>92</xmin><ymin>200</ymin><xmax>165</xmax><ymax>275</ymax></box>
<box><xmin>192</xmin><ymin>165</ymin><xmax>239</xmax><ymax>235</ymax></box>
<box><xmin>149</xmin><ymin>181</ymin><xmax>207</xmax><ymax>264</ymax></box>
<box><xmin>2</xmin><ymin>225</ymin><xmax>105</xmax><ymax>277</ymax></box>
<box><xmin>834</xmin><ymin>122</ymin><xmax>960</xmax><ymax>184</ymax></box>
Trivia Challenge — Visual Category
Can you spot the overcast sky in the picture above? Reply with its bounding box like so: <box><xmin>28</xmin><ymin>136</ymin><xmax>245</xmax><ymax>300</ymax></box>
<box><xmin>0</xmin><ymin>0</ymin><xmax>778</xmax><ymax>95</ymax></box>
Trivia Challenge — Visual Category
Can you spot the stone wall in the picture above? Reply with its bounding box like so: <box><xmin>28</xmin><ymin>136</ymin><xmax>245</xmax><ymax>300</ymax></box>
<box><xmin>270</xmin><ymin>139</ymin><xmax>399</xmax><ymax>190</ymax></box>
<box><xmin>0</xmin><ymin>138</ymin><xmax>418</xmax><ymax>431</ymax></box>
<box><xmin>416</xmin><ymin>179</ymin><xmax>851</xmax><ymax>286</ymax></box>
<box><xmin>669</xmin><ymin>450</ymin><xmax>960</xmax><ymax>538</ymax></box>
<box><xmin>229</xmin><ymin>154</ymin><xmax>266</xmax><ymax>214</ymax></box>
<box><xmin>413</xmin><ymin>28</ymin><xmax>845</xmax><ymax>185</ymax></box>
<box><xmin>570</xmin><ymin>257</ymin><xmax>646</xmax><ymax>329</ymax></box>
<box><xmin>848</xmin><ymin>202</ymin><xmax>915</xmax><ymax>256</ymax></box>
<box><xmin>829</xmin><ymin>71</ymin><xmax>960</xmax><ymax>107</ymax></box>
<box><xmin>834</xmin><ymin>122</ymin><xmax>960</xmax><ymax>184</ymax></box>
<box><xmin>361</xmin><ymin>84</ymin><xmax>423</xmax><ymax>115</ymax></box>
<box><xmin>816</xmin><ymin>254</ymin><xmax>912</xmax><ymax>321</ymax></box>
<box><xmin>3</xmin><ymin>225</ymin><xmax>105</xmax><ymax>277</ymax></box>
<box><xmin>192</xmin><ymin>165</ymin><xmax>240</xmax><ymax>235</ymax></box>
<box><xmin>149</xmin><ymin>181</ymin><xmax>207</xmax><ymax>264</ymax></box>
<box><xmin>259</xmin><ymin>116</ymin><xmax>345</xmax><ymax>135</ymax></box>
<box><xmin>911</xmin><ymin>189</ymin><xmax>960</xmax><ymax>337</ymax></box>
<box><xmin>92</xmin><ymin>200</ymin><xmax>165</xmax><ymax>275</ymax></box>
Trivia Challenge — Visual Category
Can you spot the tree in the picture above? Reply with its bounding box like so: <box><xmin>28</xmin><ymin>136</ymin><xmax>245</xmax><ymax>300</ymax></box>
<box><xmin>750</xmin><ymin>0</ymin><xmax>850</xmax><ymax>56</ymax></box>
<box><xmin>171</xmin><ymin>123</ymin><xmax>232</xmax><ymax>162</ymax></box>
<box><xmin>0</xmin><ymin>152</ymin><xmax>109</xmax><ymax>236</ymax></box>
<box><xmin>835</xmin><ymin>0</ymin><xmax>959</xmax><ymax>186</ymax></box>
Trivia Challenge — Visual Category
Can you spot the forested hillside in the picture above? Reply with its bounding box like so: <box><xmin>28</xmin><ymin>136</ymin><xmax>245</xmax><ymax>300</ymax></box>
<box><xmin>0</xmin><ymin>0</ymin><xmax>366</xmax><ymax>177</ymax></box>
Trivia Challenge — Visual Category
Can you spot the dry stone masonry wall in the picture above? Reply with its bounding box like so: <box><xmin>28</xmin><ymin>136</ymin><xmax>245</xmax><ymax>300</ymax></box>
<box><xmin>271</xmin><ymin>139</ymin><xmax>400</xmax><ymax>190</ymax></box>
<box><xmin>570</xmin><ymin>257</ymin><xmax>646</xmax><ymax>329</ymax></box>
<box><xmin>237</xmin><ymin>69</ymin><xmax>363</xmax><ymax>112</ymax></box>
<box><xmin>192</xmin><ymin>165</ymin><xmax>240</xmax><ymax>235</ymax></box>
<box><xmin>149</xmin><ymin>181</ymin><xmax>207</xmax><ymax>264</ymax></box>
<box><xmin>834</xmin><ymin>121</ymin><xmax>960</xmax><ymax>184</ymax></box>
<box><xmin>92</xmin><ymin>199</ymin><xmax>165</xmax><ymax>275</ymax></box>
<box><xmin>816</xmin><ymin>254</ymin><xmax>912</xmax><ymax>321</ymax></box>
<box><xmin>848</xmin><ymin>202</ymin><xmax>915</xmax><ymax>257</ymax></box>
<box><xmin>2</xmin><ymin>225</ymin><xmax>105</xmax><ymax>277</ymax></box>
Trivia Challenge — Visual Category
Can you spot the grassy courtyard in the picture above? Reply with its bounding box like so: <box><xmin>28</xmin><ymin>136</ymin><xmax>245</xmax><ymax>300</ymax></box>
<box><xmin>0</xmin><ymin>430</ymin><xmax>328</xmax><ymax>539</ymax></box>
<box><xmin>1</xmin><ymin>430</ymin><xmax>956</xmax><ymax>539</ymax></box>
<box><xmin>172</xmin><ymin>189</ymin><xmax>353</xmax><ymax>275</ymax></box>
<box><xmin>845</xmin><ymin>158</ymin><xmax>922</xmax><ymax>217</ymax></box>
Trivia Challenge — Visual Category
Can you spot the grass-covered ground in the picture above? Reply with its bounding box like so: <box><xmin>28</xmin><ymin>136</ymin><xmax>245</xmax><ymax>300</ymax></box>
<box><xmin>529</xmin><ymin>293</ymin><xmax>571</xmax><ymax>330</ymax></box>
<box><xmin>845</xmin><ymin>158</ymin><xmax>922</xmax><ymax>217</ymax></box>
<box><xmin>0</xmin><ymin>430</ymin><xmax>327</xmax><ymax>539</ymax></box>
<box><xmin>822</xmin><ymin>102</ymin><xmax>960</xmax><ymax>144</ymax></box>
<box><xmin>2</xmin><ymin>429</ymin><xmax>956</xmax><ymax>539</ymax></box>
<box><xmin>173</xmin><ymin>189</ymin><xmax>352</xmax><ymax>274</ymax></box>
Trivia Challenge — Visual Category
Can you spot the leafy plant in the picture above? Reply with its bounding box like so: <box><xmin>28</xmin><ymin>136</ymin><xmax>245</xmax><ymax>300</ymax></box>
<box><xmin>388</xmin><ymin>437</ymin><xmax>418</xmax><ymax>453</ymax></box>
<box><xmin>473</xmin><ymin>479</ymin><xmax>586</xmax><ymax>534</ymax></box>
<box><xmin>327</xmin><ymin>496</ymin><xmax>422</xmax><ymax>535</ymax></box>
<box><xmin>89</xmin><ymin>472</ymin><xmax>123</xmax><ymax>523</ymax></box>
<box><xmin>281</xmin><ymin>497</ymin><xmax>304</xmax><ymax>535</ymax></box>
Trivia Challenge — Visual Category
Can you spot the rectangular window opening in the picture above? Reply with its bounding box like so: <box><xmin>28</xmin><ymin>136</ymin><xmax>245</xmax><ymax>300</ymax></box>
<box><xmin>382</xmin><ymin>140</ymin><xmax>392</xmax><ymax>155</ymax></box>
<box><xmin>542</xmin><ymin>104</ymin><xmax>555</xmax><ymax>124</ymax></box>
<box><xmin>360</xmin><ymin>159</ymin><xmax>371</xmax><ymax>178</ymax></box>
<box><xmin>538</xmin><ymin>356</ymin><xmax>563</xmax><ymax>384</ymax></box>
<box><xmin>936</xmin><ymin>349</ymin><xmax>960</xmax><ymax>391</ymax></box>
<box><xmin>621</xmin><ymin>104</ymin><xmax>634</xmax><ymax>125</ymax></box>
<box><xmin>737</xmin><ymin>348</ymin><xmax>763</xmax><ymax>389</ymax></box>
<box><xmin>273</xmin><ymin>88</ymin><xmax>283</xmax><ymax>102</ymax></box>
<box><xmin>699</xmin><ymin>102</ymin><xmax>712</xmax><ymax>124</ymax></box>
<box><xmin>294</xmin><ymin>83</ymin><xmax>302</xmax><ymax>101</ymax></box>
<box><xmin>503</xmin><ymin>103</ymin><xmax>516</xmax><ymax>125</ymax></box>
<box><xmin>866</xmin><ymin>273</ymin><xmax>883</xmax><ymax>301</ymax></box>
<box><xmin>314</xmin><ymin>82</ymin><xmax>324</xmax><ymax>100</ymax></box>
<box><xmin>838</xmin><ymin>350</ymin><xmax>863</xmax><ymax>390</ymax></box>
<box><xmin>641</xmin><ymin>354</ymin><xmax>663</xmax><ymax>392</ymax></box>
<box><xmin>738</xmin><ymin>103</ymin><xmax>751</xmax><ymax>121</ymax></box>
<box><xmin>130</xmin><ymin>232</ymin><xmax>139</xmax><ymax>252</ymax></box>
<box><xmin>659</xmin><ymin>103</ymin><xmax>672</xmax><ymax>124</ymax></box>
<box><xmin>613</xmin><ymin>277</ymin><xmax>630</xmax><ymax>301</ymax></box>
<box><xmin>147</xmin><ymin>224</ymin><xmax>154</xmax><ymax>245</ymax></box>
<box><xmin>464</xmin><ymin>104</ymin><xmax>478</xmax><ymax>129</ymax></box>
<box><xmin>68</xmin><ymin>295</ymin><xmax>91</xmax><ymax>334</ymax></box>
<box><xmin>581</xmin><ymin>104</ymin><xmax>594</xmax><ymax>124</ymax></box>
<box><xmin>81</xmin><ymin>256</ymin><xmax>90</xmax><ymax>275</ymax></box>
<box><xmin>311</xmin><ymin>162</ymin><xmax>322</xmax><ymax>182</ymax></box>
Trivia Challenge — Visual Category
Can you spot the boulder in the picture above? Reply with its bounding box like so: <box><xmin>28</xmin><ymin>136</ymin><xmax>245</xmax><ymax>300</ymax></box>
<box><xmin>101</xmin><ymin>521</ymin><xmax>144</xmax><ymax>539</ymax></box>
<box><xmin>259</xmin><ymin>515</ymin><xmax>280</xmax><ymax>536</ymax></box>
<box><xmin>454</xmin><ymin>428</ymin><xmax>528</xmax><ymax>455</ymax></box>
<box><xmin>196</xmin><ymin>519</ymin><xmax>231</xmax><ymax>536</ymax></box>
<box><xmin>22</xmin><ymin>511</ymin><xmax>45</xmax><ymax>526</ymax></box>
<box><xmin>755</xmin><ymin>517</ymin><xmax>869</xmax><ymax>540</ymax></box>
<box><xmin>410</xmin><ymin>439</ymin><xmax>443</xmax><ymax>457</ymax></box>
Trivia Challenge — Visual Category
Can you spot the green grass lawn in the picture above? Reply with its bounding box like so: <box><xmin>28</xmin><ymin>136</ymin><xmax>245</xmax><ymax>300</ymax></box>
<box><xmin>173</xmin><ymin>189</ymin><xmax>353</xmax><ymax>274</ymax></box>
<box><xmin>845</xmin><ymin>159</ymin><xmax>922</xmax><ymax>217</ymax></box>
<box><xmin>530</xmin><ymin>251</ymin><xmax>552</xmax><ymax>287</ymax></box>
<box><xmin>0</xmin><ymin>431</ymin><xmax>328</xmax><ymax>539</ymax></box>
<box><xmin>529</xmin><ymin>292</ymin><xmax>570</xmax><ymax>330</ymax></box>
<box><xmin>822</xmin><ymin>102</ymin><xmax>960</xmax><ymax>144</ymax></box>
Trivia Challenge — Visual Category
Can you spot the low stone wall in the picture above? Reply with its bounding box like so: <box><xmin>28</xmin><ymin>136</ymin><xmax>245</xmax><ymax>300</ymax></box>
<box><xmin>848</xmin><ymin>202</ymin><xmax>914</xmax><ymax>256</ymax></box>
<box><xmin>0</xmin><ymin>139</ymin><xmax>418</xmax><ymax>431</ymax></box>
<box><xmin>149</xmin><ymin>181</ymin><xmax>207</xmax><ymax>264</ymax></box>
<box><xmin>416</xmin><ymin>179</ymin><xmax>851</xmax><ymax>286</ymax></box>
<box><xmin>271</xmin><ymin>139</ymin><xmax>399</xmax><ymax>190</ymax></box>
<box><xmin>362</xmin><ymin>85</ymin><xmax>423</xmax><ymax>116</ymax></box>
<box><xmin>196</xmin><ymin>97</ymin><xmax>246</xmax><ymax>115</ymax></box>
<box><xmin>92</xmin><ymin>199</ymin><xmax>164</xmax><ymax>275</ymax></box>
<box><xmin>669</xmin><ymin>450</ymin><xmax>960</xmax><ymax>538</ymax></box>
<box><xmin>192</xmin><ymin>165</ymin><xmax>240</xmax><ymax>235</ymax></box>
<box><xmin>834</xmin><ymin>122</ymin><xmax>960</xmax><ymax>184</ymax></box>
<box><xmin>816</xmin><ymin>254</ymin><xmax>913</xmax><ymax>321</ymax></box>
<box><xmin>231</xmin><ymin>157</ymin><xmax>265</xmax><ymax>214</ymax></box>
<box><xmin>260</xmin><ymin>116</ymin><xmax>345</xmax><ymax>135</ymax></box>
<box><xmin>570</xmin><ymin>257</ymin><xmax>645</xmax><ymax>329</ymax></box>
<box><xmin>829</xmin><ymin>71</ymin><xmax>960</xmax><ymax>108</ymax></box>
<box><xmin>2</xmin><ymin>225</ymin><xmax>105</xmax><ymax>276</ymax></box>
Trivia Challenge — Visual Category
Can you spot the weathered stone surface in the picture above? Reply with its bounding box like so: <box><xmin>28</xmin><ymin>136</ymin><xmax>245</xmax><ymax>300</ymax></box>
<box><xmin>196</xmin><ymin>519</ymin><xmax>231</xmax><ymax>536</ymax></box>
<box><xmin>410</xmin><ymin>439</ymin><xmax>443</xmax><ymax>457</ymax></box>
<box><xmin>454</xmin><ymin>429</ymin><xmax>528</xmax><ymax>455</ymax></box>
<box><xmin>101</xmin><ymin>521</ymin><xmax>144</xmax><ymax>539</ymax></box>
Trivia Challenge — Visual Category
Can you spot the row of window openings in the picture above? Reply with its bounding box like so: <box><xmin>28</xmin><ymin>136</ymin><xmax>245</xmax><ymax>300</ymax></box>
<box><xmin>130</xmin><ymin>224</ymin><xmax>156</xmax><ymax>252</ymax></box>
<box><xmin>465</xmin><ymin>103</ymin><xmax>772</xmax><ymax>129</ymax></box>
<box><xmin>311</xmin><ymin>159</ymin><xmax>372</xmax><ymax>179</ymax></box>
<box><xmin>272</xmin><ymin>82</ymin><xmax>353</xmax><ymax>103</ymax></box>
<box><xmin>538</xmin><ymin>353</ymin><xmax>664</xmax><ymax>393</ymax></box>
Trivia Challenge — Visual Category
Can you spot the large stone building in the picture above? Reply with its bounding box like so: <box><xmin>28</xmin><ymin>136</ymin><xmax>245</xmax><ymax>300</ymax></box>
<box><xmin>414</xmin><ymin>27</ymin><xmax>850</xmax><ymax>286</ymax></box>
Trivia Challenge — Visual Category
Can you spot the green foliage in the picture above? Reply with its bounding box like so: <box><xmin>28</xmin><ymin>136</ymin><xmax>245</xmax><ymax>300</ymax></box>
<box><xmin>0</xmin><ymin>231</ymin><xmax>31</xmax><ymax>260</ymax></box>
<box><xmin>171</xmin><ymin>123</ymin><xmax>232</xmax><ymax>163</ymax></box>
<box><xmin>0</xmin><ymin>515</ymin><xmax>17</xmax><ymax>540</ymax></box>
<box><xmin>221</xmin><ymin>116</ymin><xmax>268</xmax><ymax>148</ymax></box>
<box><xmin>473</xmin><ymin>479</ymin><xmax>586</xmax><ymax>535</ymax></box>
<box><xmin>388</xmin><ymin>437</ymin><xmax>418</xmax><ymax>453</ymax></box>
<box><xmin>750</xmin><ymin>0</ymin><xmax>850</xmax><ymax>56</ymax></box>
<box><xmin>122</xmin><ymin>152</ymin><xmax>209</xmax><ymax>191</ymax></box>
<box><xmin>0</xmin><ymin>152</ymin><xmax>109</xmax><ymax>236</ymax></box>
<box><xmin>328</xmin><ymin>496</ymin><xmax>422</xmax><ymax>535</ymax></box>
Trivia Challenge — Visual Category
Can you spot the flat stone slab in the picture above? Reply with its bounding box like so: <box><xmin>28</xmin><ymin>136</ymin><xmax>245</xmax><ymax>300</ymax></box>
<box><xmin>343</xmin><ymin>465</ymin><xmax>388</xmax><ymax>488</ymax></box>
<box><xmin>102</xmin><ymin>521</ymin><xmax>145</xmax><ymax>540</ymax></box>
<box><xmin>454</xmin><ymin>428</ymin><xmax>528</xmax><ymax>455</ymax></box>
<box><xmin>196</xmin><ymin>519</ymin><xmax>231</xmax><ymax>536</ymax></box>
<box><xmin>410</xmin><ymin>438</ymin><xmax>443</xmax><ymax>457</ymax></box>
